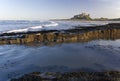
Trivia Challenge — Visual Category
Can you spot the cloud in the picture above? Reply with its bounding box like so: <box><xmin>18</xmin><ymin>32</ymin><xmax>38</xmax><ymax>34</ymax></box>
<box><xmin>92</xmin><ymin>0</ymin><xmax>120</xmax><ymax>3</ymax></box>
<box><xmin>116</xmin><ymin>7</ymin><xmax>120</xmax><ymax>10</ymax></box>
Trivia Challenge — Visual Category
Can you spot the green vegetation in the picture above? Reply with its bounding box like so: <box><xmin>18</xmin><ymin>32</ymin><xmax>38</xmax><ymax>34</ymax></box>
<box><xmin>94</xmin><ymin>17</ymin><xmax>108</xmax><ymax>21</ymax></box>
<box><xmin>110</xmin><ymin>18</ymin><xmax>120</xmax><ymax>21</ymax></box>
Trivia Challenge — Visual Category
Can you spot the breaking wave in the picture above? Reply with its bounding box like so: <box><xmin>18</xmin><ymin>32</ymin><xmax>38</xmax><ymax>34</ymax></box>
<box><xmin>1</xmin><ymin>20</ymin><xmax>116</xmax><ymax>34</ymax></box>
<box><xmin>7</xmin><ymin>21</ymin><xmax>59</xmax><ymax>33</ymax></box>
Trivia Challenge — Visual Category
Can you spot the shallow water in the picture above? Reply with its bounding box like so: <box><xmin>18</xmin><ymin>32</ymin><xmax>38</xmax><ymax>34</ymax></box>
<box><xmin>0</xmin><ymin>39</ymin><xmax>120</xmax><ymax>81</ymax></box>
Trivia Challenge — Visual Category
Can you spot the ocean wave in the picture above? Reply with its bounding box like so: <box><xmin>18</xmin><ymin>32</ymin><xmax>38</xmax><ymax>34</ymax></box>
<box><xmin>3</xmin><ymin>21</ymin><xmax>111</xmax><ymax>34</ymax></box>
<box><xmin>7</xmin><ymin>21</ymin><xmax>59</xmax><ymax>33</ymax></box>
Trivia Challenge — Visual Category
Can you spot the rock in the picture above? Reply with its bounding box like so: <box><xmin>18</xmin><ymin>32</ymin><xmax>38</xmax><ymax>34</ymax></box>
<box><xmin>11</xmin><ymin>71</ymin><xmax>120</xmax><ymax>81</ymax></box>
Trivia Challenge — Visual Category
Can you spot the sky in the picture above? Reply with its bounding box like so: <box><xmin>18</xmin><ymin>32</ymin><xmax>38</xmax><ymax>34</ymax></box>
<box><xmin>0</xmin><ymin>0</ymin><xmax>120</xmax><ymax>20</ymax></box>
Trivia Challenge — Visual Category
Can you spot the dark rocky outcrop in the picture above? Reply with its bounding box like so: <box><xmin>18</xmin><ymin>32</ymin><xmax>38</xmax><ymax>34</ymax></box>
<box><xmin>11</xmin><ymin>71</ymin><xmax>120</xmax><ymax>81</ymax></box>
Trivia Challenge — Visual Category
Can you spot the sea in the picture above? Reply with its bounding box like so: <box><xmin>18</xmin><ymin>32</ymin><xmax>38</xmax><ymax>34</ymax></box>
<box><xmin>0</xmin><ymin>20</ymin><xmax>120</xmax><ymax>81</ymax></box>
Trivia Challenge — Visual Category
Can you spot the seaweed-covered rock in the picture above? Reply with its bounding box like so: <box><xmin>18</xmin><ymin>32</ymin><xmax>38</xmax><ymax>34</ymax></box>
<box><xmin>11</xmin><ymin>71</ymin><xmax>120</xmax><ymax>81</ymax></box>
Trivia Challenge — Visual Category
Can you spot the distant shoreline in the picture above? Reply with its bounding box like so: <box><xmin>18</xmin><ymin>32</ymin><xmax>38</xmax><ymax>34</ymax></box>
<box><xmin>51</xmin><ymin>19</ymin><xmax>120</xmax><ymax>21</ymax></box>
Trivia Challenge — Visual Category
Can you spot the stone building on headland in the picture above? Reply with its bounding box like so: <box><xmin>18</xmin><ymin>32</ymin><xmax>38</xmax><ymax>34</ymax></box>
<box><xmin>71</xmin><ymin>13</ymin><xmax>92</xmax><ymax>20</ymax></box>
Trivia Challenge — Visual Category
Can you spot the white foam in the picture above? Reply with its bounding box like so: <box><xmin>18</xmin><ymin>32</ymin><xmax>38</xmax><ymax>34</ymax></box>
<box><xmin>44</xmin><ymin>21</ymin><xmax>58</xmax><ymax>27</ymax></box>
<box><xmin>6</xmin><ymin>21</ymin><xmax>59</xmax><ymax>33</ymax></box>
<box><xmin>7</xmin><ymin>28</ymin><xmax>28</xmax><ymax>33</ymax></box>
<box><xmin>6</xmin><ymin>21</ymin><xmax>109</xmax><ymax>33</ymax></box>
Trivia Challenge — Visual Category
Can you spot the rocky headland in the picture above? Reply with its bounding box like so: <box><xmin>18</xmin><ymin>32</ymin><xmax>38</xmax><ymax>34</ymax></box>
<box><xmin>55</xmin><ymin>12</ymin><xmax>120</xmax><ymax>21</ymax></box>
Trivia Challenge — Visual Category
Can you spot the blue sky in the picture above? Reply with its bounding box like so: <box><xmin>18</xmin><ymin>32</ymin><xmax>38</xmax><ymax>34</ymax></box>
<box><xmin>0</xmin><ymin>0</ymin><xmax>120</xmax><ymax>20</ymax></box>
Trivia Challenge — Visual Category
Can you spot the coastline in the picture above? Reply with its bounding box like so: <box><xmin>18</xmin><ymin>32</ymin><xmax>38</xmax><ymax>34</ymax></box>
<box><xmin>0</xmin><ymin>22</ymin><xmax>119</xmax><ymax>81</ymax></box>
<box><xmin>0</xmin><ymin>23</ymin><xmax>120</xmax><ymax>45</ymax></box>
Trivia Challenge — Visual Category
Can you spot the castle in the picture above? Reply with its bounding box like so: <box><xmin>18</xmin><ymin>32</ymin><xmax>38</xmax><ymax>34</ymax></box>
<box><xmin>71</xmin><ymin>13</ymin><xmax>92</xmax><ymax>20</ymax></box>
